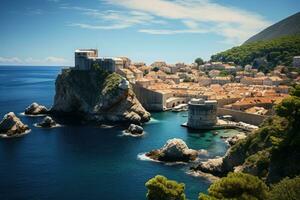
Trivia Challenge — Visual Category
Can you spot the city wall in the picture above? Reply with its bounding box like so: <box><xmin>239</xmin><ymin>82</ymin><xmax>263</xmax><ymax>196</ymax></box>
<box><xmin>217</xmin><ymin>108</ymin><xmax>267</xmax><ymax>126</ymax></box>
<box><xmin>132</xmin><ymin>84</ymin><xmax>165</xmax><ymax>111</ymax></box>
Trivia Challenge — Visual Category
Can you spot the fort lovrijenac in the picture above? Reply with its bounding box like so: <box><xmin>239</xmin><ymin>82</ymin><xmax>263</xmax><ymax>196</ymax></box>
<box><xmin>74</xmin><ymin>49</ymin><xmax>123</xmax><ymax>72</ymax></box>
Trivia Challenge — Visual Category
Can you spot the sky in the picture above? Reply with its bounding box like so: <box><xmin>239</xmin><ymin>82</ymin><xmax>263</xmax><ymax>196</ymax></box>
<box><xmin>0</xmin><ymin>0</ymin><xmax>299</xmax><ymax>66</ymax></box>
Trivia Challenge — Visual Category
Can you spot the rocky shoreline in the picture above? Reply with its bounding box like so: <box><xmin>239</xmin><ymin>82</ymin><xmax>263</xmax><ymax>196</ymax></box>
<box><xmin>190</xmin><ymin>131</ymin><xmax>252</xmax><ymax>178</ymax></box>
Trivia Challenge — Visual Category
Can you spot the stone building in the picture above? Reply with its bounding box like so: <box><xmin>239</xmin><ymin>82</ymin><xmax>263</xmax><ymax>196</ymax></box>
<box><xmin>74</xmin><ymin>49</ymin><xmax>123</xmax><ymax>72</ymax></box>
<box><xmin>187</xmin><ymin>98</ymin><xmax>217</xmax><ymax>129</ymax></box>
<box><xmin>293</xmin><ymin>56</ymin><xmax>300</xmax><ymax>68</ymax></box>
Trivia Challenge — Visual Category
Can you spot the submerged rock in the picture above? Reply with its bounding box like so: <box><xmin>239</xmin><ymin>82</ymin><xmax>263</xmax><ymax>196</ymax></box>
<box><xmin>25</xmin><ymin>102</ymin><xmax>48</xmax><ymax>115</ymax></box>
<box><xmin>37</xmin><ymin>116</ymin><xmax>57</xmax><ymax>128</ymax></box>
<box><xmin>0</xmin><ymin>112</ymin><xmax>30</xmax><ymax>137</ymax></box>
<box><xmin>126</xmin><ymin>124</ymin><xmax>144</xmax><ymax>135</ymax></box>
<box><xmin>51</xmin><ymin>70</ymin><xmax>150</xmax><ymax>124</ymax></box>
<box><xmin>146</xmin><ymin>138</ymin><xmax>199</xmax><ymax>162</ymax></box>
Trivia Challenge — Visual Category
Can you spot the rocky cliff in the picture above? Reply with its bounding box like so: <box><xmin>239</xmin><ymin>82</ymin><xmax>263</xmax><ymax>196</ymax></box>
<box><xmin>51</xmin><ymin>69</ymin><xmax>150</xmax><ymax>124</ymax></box>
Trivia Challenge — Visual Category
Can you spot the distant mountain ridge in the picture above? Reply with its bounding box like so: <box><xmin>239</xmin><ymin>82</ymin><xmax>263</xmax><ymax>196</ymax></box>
<box><xmin>245</xmin><ymin>12</ymin><xmax>300</xmax><ymax>44</ymax></box>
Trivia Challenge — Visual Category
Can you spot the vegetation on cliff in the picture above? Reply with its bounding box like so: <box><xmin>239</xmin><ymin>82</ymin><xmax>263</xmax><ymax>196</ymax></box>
<box><xmin>198</xmin><ymin>173</ymin><xmax>300</xmax><ymax>200</ymax></box>
<box><xmin>145</xmin><ymin>175</ymin><xmax>186</xmax><ymax>200</ymax></box>
<box><xmin>268</xmin><ymin>176</ymin><xmax>300</xmax><ymax>200</ymax></box>
<box><xmin>210</xmin><ymin>35</ymin><xmax>300</xmax><ymax>71</ymax></box>
<box><xmin>221</xmin><ymin>84</ymin><xmax>300</xmax><ymax>183</ymax></box>
<box><xmin>198</xmin><ymin>172</ymin><xmax>269</xmax><ymax>200</ymax></box>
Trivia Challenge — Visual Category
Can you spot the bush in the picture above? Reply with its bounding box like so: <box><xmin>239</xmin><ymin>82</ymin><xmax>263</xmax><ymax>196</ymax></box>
<box><xmin>198</xmin><ymin>172</ymin><xmax>269</xmax><ymax>200</ymax></box>
<box><xmin>101</xmin><ymin>73</ymin><xmax>122</xmax><ymax>96</ymax></box>
<box><xmin>145</xmin><ymin>175</ymin><xmax>186</xmax><ymax>200</ymax></box>
<box><xmin>269</xmin><ymin>176</ymin><xmax>300</xmax><ymax>200</ymax></box>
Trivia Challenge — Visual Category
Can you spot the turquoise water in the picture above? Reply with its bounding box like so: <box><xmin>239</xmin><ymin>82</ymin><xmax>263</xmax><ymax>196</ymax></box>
<box><xmin>0</xmin><ymin>66</ymin><xmax>238</xmax><ymax>200</ymax></box>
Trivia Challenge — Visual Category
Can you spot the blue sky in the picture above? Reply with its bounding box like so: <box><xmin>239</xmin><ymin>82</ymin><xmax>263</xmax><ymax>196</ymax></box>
<box><xmin>0</xmin><ymin>0</ymin><xmax>299</xmax><ymax>66</ymax></box>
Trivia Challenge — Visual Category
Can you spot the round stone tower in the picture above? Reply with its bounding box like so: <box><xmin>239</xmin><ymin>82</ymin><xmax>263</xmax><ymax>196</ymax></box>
<box><xmin>187</xmin><ymin>98</ymin><xmax>217</xmax><ymax>129</ymax></box>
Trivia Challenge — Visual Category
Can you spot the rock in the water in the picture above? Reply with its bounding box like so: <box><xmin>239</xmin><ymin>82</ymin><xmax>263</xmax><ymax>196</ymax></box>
<box><xmin>127</xmin><ymin>124</ymin><xmax>144</xmax><ymax>135</ymax></box>
<box><xmin>37</xmin><ymin>116</ymin><xmax>57</xmax><ymax>128</ymax></box>
<box><xmin>0</xmin><ymin>112</ymin><xmax>30</xmax><ymax>137</ymax></box>
<box><xmin>146</xmin><ymin>138</ymin><xmax>199</xmax><ymax>162</ymax></box>
<box><xmin>25</xmin><ymin>102</ymin><xmax>48</xmax><ymax>115</ymax></box>
<box><xmin>51</xmin><ymin>70</ymin><xmax>150</xmax><ymax>124</ymax></box>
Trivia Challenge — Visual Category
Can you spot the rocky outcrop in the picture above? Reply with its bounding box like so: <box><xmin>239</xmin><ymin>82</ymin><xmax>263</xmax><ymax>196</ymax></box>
<box><xmin>193</xmin><ymin>157</ymin><xmax>224</xmax><ymax>176</ymax></box>
<box><xmin>37</xmin><ymin>116</ymin><xmax>57</xmax><ymax>128</ymax></box>
<box><xmin>0</xmin><ymin>112</ymin><xmax>30</xmax><ymax>137</ymax></box>
<box><xmin>226</xmin><ymin>133</ymin><xmax>247</xmax><ymax>146</ymax></box>
<box><xmin>51</xmin><ymin>69</ymin><xmax>150</xmax><ymax>124</ymax></box>
<box><xmin>193</xmin><ymin>135</ymin><xmax>250</xmax><ymax>177</ymax></box>
<box><xmin>146</xmin><ymin>138</ymin><xmax>199</xmax><ymax>162</ymax></box>
<box><xmin>126</xmin><ymin>124</ymin><xmax>144</xmax><ymax>135</ymax></box>
<box><xmin>25</xmin><ymin>102</ymin><xmax>48</xmax><ymax>115</ymax></box>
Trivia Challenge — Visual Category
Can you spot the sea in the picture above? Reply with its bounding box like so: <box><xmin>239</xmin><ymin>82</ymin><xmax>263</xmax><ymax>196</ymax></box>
<box><xmin>0</xmin><ymin>66</ymin><xmax>239</xmax><ymax>200</ymax></box>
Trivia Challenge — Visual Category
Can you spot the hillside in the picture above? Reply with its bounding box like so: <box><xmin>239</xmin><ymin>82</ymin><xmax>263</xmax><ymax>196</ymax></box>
<box><xmin>196</xmin><ymin>85</ymin><xmax>300</xmax><ymax>184</ymax></box>
<box><xmin>245</xmin><ymin>12</ymin><xmax>300</xmax><ymax>44</ymax></box>
<box><xmin>210</xmin><ymin>35</ymin><xmax>300</xmax><ymax>70</ymax></box>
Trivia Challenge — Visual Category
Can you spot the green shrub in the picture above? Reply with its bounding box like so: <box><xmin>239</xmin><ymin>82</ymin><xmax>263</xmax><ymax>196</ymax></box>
<box><xmin>198</xmin><ymin>172</ymin><xmax>269</xmax><ymax>200</ymax></box>
<box><xmin>269</xmin><ymin>176</ymin><xmax>300</xmax><ymax>200</ymax></box>
<box><xmin>101</xmin><ymin>73</ymin><xmax>122</xmax><ymax>96</ymax></box>
<box><xmin>145</xmin><ymin>175</ymin><xmax>186</xmax><ymax>200</ymax></box>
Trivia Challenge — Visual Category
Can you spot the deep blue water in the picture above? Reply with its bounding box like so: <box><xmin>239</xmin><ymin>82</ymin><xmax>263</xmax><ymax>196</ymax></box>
<box><xmin>0</xmin><ymin>66</ymin><xmax>237</xmax><ymax>200</ymax></box>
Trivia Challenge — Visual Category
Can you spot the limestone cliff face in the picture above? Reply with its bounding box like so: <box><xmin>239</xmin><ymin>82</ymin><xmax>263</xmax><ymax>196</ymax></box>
<box><xmin>51</xmin><ymin>69</ymin><xmax>150</xmax><ymax>124</ymax></box>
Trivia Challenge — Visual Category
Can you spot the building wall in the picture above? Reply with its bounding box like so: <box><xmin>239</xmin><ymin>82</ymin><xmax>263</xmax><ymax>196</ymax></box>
<box><xmin>293</xmin><ymin>56</ymin><xmax>300</xmax><ymax>68</ymax></box>
<box><xmin>132</xmin><ymin>84</ymin><xmax>165</xmax><ymax>111</ymax></box>
<box><xmin>165</xmin><ymin>97</ymin><xmax>187</xmax><ymax>108</ymax></box>
<box><xmin>187</xmin><ymin>102</ymin><xmax>217</xmax><ymax>129</ymax></box>
<box><xmin>217</xmin><ymin>108</ymin><xmax>267</xmax><ymax>126</ymax></box>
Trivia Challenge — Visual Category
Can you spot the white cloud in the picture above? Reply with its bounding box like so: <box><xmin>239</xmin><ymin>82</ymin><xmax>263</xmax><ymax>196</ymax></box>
<box><xmin>139</xmin><ymin>28</ymin><xmax>208</xmax><ymax>35</ymax></box>
<box><xmin>62</xmin><ymin>6</ymin><xmax>165</xmax><ymax>30</ymax></box>
<box><xmin>0</xmin><ymin>56</ymin><xmax>70</xmax><ymax>66</ymax></box>
<box><xmin>0</xmin><ymin>57</ymin><xmax>22</xmax><ymax>64</ymax></box>
<box><xmin>103</xmin><ymin>0</ymin><xmax>271</xmax><ymax>44</ymax></box>
<box><xmin>69</xmin><ymin>23</ymin><xmax>130</xmax><ymax>30</ymax></box>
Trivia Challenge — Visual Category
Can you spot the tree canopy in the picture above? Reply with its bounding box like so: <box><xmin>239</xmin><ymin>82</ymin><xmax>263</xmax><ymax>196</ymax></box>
<box><xmin>145</xmin><ymin>175</ymin><xmax>186</xmax><ymax>200</ymax></box>
<box><xmin>198</xmin><ymin>172</ymin><xmax>269</xmax><ymax>200</ymax></box>
<box><xmin>195</xmin><ymin>57</ymin><xmax>204</xmax><ymax>66</ymax></box>
<box><xmin>269</xmin><ymin>176</ymin><xmax>300</xmax><ymax>200</ymax></box>
<box><xmin>210</xmin><ymin>35</ymin><xmax>300</xmax><ymax>70</ymax></box>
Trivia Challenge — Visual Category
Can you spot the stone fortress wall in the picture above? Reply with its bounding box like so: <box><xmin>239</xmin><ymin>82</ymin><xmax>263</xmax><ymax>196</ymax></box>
<box><xmin>217</xmin><ymin>108</ymin><xmax>267</xmax><ymax>126</ymax></box>
<box><xmin>132</xmin><ymin>84</ymin><xmax>166</xmax><ymax>111</ymax></box>
<box><xmin>187</xmin><ymin>98</ymin><xmax>217</xmax><ymax>129</ymax></box>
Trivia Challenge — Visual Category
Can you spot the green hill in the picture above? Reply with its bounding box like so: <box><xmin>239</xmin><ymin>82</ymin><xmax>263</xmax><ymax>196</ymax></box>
<box><xmin>220</xmin><ymin>85</ymin><xmax>300</xmax><ymax>183</ymax></box>
<box><xmin>210</xmin><ymin>34</ymin><xmax>300</xmax><ymax>70</ymax></box>
<box><xmin>245</xmin><ymin>12</ymin><xmax>300</xmax><ymax>44</ymax></box>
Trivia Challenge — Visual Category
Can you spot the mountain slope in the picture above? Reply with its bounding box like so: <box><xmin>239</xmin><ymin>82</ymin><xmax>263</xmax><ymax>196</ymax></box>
<box><xmin>245</xmin><ymin>12</ymin><xmax>300</xmax><ymax>44</ymax></box>
<box><xmin>211</xmin><ymin>35</ymin><xmax>300</xmax><ymax>68</ymax></box>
